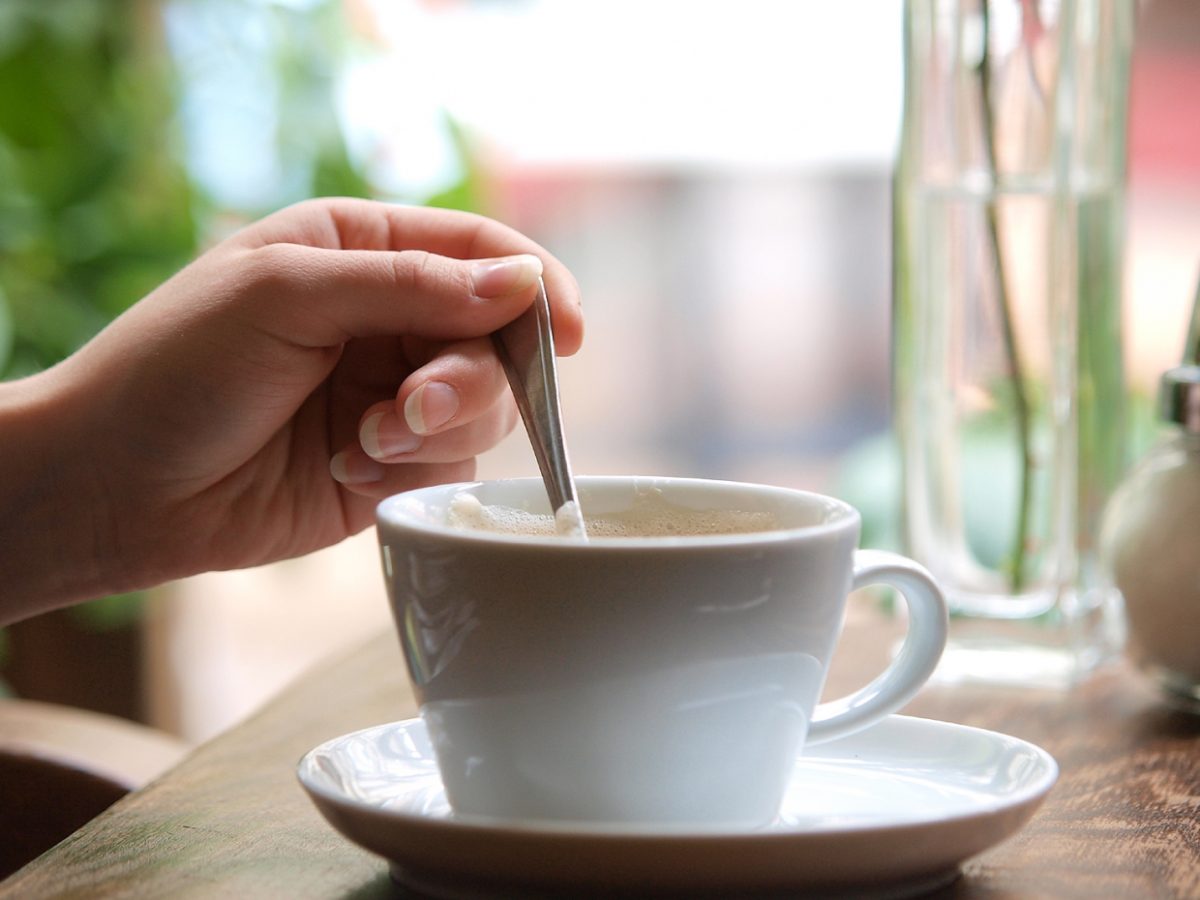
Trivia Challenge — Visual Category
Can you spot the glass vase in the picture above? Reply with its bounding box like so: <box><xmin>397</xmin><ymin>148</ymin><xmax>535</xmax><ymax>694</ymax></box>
<box><xmin>892</xmin><ymin>0</ymin><xmax>1134</xmax><ymax>685</ymax></box>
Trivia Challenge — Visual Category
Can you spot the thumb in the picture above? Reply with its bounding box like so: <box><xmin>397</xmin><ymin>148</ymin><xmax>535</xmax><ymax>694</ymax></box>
<box><xmin>241</xmin><ymin>244</ymin><xmax>547</xmax><ymax>346</ymax></box>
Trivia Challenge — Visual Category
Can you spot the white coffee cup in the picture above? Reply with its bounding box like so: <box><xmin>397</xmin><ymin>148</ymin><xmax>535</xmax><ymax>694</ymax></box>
<box><xmin>376</xmin><ymin>476</ymin><xmax>947</xmax><ymax>827</ymax></box>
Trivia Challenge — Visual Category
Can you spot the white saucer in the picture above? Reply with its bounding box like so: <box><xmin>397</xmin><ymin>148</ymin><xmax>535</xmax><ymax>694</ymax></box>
<box><xmin>297</xmin><ymin>715</ymin><xmax>1056</xmax><ymax>899</ymax></box>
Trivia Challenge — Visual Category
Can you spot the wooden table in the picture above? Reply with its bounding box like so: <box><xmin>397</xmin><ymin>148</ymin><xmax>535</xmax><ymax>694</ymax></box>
<box><xmin>3</xmin><ymin>613</ymin><xmax>1199</xmax><ymax>899</ymax></box>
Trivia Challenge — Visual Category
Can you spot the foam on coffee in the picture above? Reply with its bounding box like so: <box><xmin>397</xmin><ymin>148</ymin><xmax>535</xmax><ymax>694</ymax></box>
<box><xmin>446</xmin><ymin>489</ymin><xmax>779</xmax><ymax>538</ymax></box>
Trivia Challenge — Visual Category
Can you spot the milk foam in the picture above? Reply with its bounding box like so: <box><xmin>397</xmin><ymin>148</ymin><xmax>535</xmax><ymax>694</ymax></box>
<box><xmin>554</xmin><ymin>501</ymin><xmax>587</xmax><ymax>539</ymax></box>
<box><xmin>445</xmin><ymin>489</ymin><xmax>779</xmax><ymax>538</ymax></box>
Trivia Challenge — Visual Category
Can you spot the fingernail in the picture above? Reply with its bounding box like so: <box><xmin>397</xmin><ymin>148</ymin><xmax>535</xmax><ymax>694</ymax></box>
<box><xmin>404</xmin><ymin>382</ymin><xmax>460</xmax><ymax>434</ymax></box>
<box><xmin>471</xmin><ymin>254</ymin><xmax>543</xmax><ymax>298</ymax></box>
<box><xmin>360</xmin><ymin>411</ymin><xmax>423</xmax><ymax>460</ymax></box>
<box><xmin>330</xmin><ymin>450</ymin><xmax>385</xmax><ymax>485</ymax></box>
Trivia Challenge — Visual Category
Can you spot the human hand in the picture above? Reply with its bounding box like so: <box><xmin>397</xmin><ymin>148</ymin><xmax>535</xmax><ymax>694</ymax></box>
<box><xmin>15</xmin><ymin>197</ymin><xmax>583</xmax><ymax>611</ymax></box>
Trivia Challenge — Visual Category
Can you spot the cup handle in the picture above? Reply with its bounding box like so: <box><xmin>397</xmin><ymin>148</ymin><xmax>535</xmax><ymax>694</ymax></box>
<box><xmin>806</xmin><ymin>549</ymin><xmax>947</xmax><ymax>745</ymax></box>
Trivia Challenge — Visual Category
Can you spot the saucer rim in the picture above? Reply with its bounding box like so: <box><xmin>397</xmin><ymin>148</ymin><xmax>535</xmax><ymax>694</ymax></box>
<box><xmin>297</xmin><ymin>714</ymin><xmax>1057</xmax><ymax>896</ymax></box>
<box><xmin>296</xmin><ymin>713</ymin><xmax>1058</xmax><ymax>840</ymax></box>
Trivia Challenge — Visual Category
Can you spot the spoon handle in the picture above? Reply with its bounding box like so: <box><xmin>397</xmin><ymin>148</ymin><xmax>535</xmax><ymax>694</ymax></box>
<box><xmin>492</xmin><ymin>277</ymin><xmax>582</xmax><ymax>516</ymax></box>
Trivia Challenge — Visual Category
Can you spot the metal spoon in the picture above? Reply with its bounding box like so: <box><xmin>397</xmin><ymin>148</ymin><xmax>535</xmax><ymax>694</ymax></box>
<box><xmin>492</xmin><ymin>277</ymin><xmax>586</xmax><ymax>537</ymax></box>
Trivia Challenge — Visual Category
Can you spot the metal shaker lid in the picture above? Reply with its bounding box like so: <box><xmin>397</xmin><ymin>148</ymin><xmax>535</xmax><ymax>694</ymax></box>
<box><xmin>1163</xmin><ymin>271</ymin><xmax>1200</xmax><ymax>429</ymax></box>
<box><xmin>1160</xmin><ymin>366</ymin><xmax>1200</xmax><ymax>430</ymax></box>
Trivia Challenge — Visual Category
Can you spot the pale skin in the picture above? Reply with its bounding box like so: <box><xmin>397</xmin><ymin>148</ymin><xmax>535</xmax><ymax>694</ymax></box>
<box><xmin>0</xmin><ymin>198</ymin><xmax>584</xmax><ymax>627</ymax></box>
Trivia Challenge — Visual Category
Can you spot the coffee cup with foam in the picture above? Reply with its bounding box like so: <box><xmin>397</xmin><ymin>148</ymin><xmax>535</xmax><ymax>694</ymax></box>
<box><xmin>376</xmin><ymin>475</ymin><xmax>947</xmax><ymax>827</ymax></box>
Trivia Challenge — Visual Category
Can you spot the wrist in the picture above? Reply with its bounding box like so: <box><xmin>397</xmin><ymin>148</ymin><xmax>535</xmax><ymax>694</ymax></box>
<box><xmin>0</xmin><ymin>365</ymin><xmax>118</xmax><ymax>624</ymax></box>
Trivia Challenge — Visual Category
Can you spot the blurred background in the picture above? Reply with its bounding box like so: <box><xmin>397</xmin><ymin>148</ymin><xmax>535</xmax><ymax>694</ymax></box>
<box><xmin>1</xmin><ymin>0</ymin><xmax>1197</xmax><ymax>744</ymax></box>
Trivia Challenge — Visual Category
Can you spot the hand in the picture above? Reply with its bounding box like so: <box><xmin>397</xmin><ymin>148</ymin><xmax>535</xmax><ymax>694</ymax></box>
<box><xmin>2</xmin><ymin>198</ymin><xmax>583</xmax><ymax>618</ymax></box>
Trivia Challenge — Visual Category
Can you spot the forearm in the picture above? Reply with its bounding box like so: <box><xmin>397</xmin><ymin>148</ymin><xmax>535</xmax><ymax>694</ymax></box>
<box><xmin>0</xmin><ymin>365</ymin><xmax>117</xmax><ymax>625</ymax></box>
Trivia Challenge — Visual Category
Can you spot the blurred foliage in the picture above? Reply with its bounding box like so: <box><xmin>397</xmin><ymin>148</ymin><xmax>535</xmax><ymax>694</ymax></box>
<box><xmin>424</xmin><ymin>114</ymin><xmax>488</xmax><ymax>213</ymax></box>
<box><xmin>0</xmin><ymin>0</ymin><xmax>198</xmax><ymax>379</ymax></box>
<box><xmin>163</xmin><ymin>0</ymin><xmax>480</xmax><ymax>219</ymax></box>
<box><xmin>191</xmin><ymin>0</ymin><xmax>373</xmax><ymax>212</ymax></box>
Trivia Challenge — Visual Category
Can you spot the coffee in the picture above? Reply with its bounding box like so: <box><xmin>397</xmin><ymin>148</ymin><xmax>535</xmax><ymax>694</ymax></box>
<box><xmin>446</xmin><ymin>488</ymin><xmax>779</xmax><ymax>538</ymax></box>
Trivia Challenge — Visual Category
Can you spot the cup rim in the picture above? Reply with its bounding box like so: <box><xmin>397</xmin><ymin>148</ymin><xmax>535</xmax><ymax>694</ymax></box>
<box><xmin>375</xmin><ymin>475</ymin><xmax>860</xmax><ymax>549</ymax></box>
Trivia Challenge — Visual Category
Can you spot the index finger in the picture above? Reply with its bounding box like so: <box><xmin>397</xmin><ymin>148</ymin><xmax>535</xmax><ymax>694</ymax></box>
<box><xmin>238</xmin><ymin>198</ymin><xmax>583</xmax><ymax>353</ymax></box>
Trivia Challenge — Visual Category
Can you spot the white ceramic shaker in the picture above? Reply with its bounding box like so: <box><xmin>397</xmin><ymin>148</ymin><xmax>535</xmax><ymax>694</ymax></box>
<box><xmin>1100</xmin><ymin>281</ymin><xmax>1200</xmax><ymax>710</ymax></box>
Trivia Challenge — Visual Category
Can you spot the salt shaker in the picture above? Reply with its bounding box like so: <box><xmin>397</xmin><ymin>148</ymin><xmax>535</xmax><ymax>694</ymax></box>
<box><xmin>1100</xmin><ymin>278</ymin><xmax>1200</xmax><ymax>710</ymax></box>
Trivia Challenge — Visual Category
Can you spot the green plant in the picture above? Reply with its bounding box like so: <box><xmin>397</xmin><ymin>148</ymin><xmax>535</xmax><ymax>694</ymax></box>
<box><xmin>976</xmin><ymin>0</ymin><xmax>1035</xmax><ymax>592</ymax></box>
<box><xmin>0</xmin><ymin>0</ymin><xmax>198</xmax><ymax>379</ymax></box>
